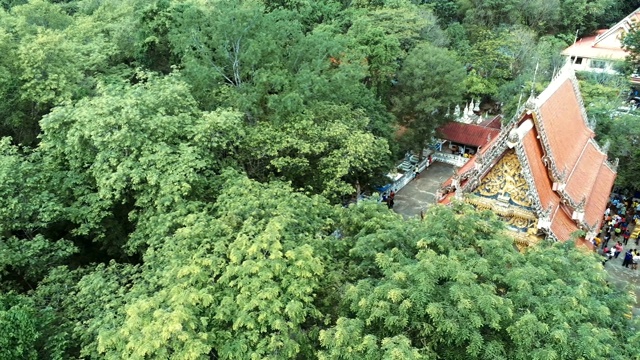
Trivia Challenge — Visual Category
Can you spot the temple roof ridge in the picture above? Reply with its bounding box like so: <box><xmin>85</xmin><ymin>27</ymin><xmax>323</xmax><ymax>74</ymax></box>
<box><xmin>594</xmin><ymin>7</ymin><xmax>640</xmax><ymax>44</ymax></box>
<box><xmin>534</xmin><ymin>63</ymin><xmax>576</xmax><ymax>108</ymax></box>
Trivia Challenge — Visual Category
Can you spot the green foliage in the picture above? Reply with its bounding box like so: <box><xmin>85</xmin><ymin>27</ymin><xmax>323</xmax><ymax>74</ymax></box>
<box><xmin>623</xmin><ymin>23</ymin><xmax>640</xmax><ymax>75</ymax></box>
<box><xmin>457</xmin><ymin>0</ymin><xmax>615</xmax><ymax>35</ymax></box>
<box><xmin>0</xmin><ymin>293</ymin><xmax>39</xmax><ymax>360</ymax></box>
<box><xmin>0</xmin><ymin>1</ymin><xmax>639</xmax><ymax>359</ymax></box>
<box><xmin>321</xmin><ymin>203</ymin><xmax>640</xmax><ymax>360</ymax></box>
<box><xmin>39</xmin><ymin>73</ymin><xmax>236</xmax><ymax>252</ymax></box>
<box><xmin>71</xmin><ymin>174</ymin><xmax>335</xmax><ymax>359</ymax></box>
<box><xmin>393</xmin><ymin>42</ymin><xmax>465</xmax><ymax>151</ymax></box>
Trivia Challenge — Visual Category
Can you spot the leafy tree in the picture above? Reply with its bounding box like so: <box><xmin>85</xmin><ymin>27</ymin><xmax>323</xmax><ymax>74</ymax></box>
<box><xmin>345</xmin><ymin>4</ymin><xmax>447</xmax><ymax>98</ymax></box>
<box><xmin>0</xmin><ymin>138</ymin><xmax>76</xmax><ymax>291</ymax></box>
<box><xmin>392</xmin><ymin>42</ymin><xmax>465</xmax><ymax>154</ymax></box>
<box><xmin>623</xmin><ymin>23</ymin><xmax>640</xmax><ymax>75</ymax></box>
<box><xmin>70</xmin><ymin>174</ymin><xmax>336</xmax><ymax>359</ymax></box>
<box><xmin>320</xmin><ymin>202</ymin><xmax>640</xmax><ymax>359</ymax></box>
<box><xmin>38</xmin><ymin>73</ymin><xmax>236</xmax><ymax>254</ymax></box>
<box><xmin>0</xmin><ymin>292</ymin><xmax>39</xmax><ymax>360</ymax></box>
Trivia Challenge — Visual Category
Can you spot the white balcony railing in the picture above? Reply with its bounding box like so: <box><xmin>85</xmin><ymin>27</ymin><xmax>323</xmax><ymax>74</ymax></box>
<box><xmin>432</xmin><ymin>152</ymin><xmax>469</xmax><ymax>167</ymax></box>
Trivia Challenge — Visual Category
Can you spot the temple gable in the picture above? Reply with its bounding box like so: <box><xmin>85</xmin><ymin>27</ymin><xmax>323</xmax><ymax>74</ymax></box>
<box><xmin>466</xmin><ymin>150</ymin><xmax>538</xmax><ymax>235</ymax></box>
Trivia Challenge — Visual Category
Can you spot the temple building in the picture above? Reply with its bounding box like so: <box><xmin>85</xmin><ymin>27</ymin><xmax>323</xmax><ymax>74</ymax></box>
<box><xmin>433</xmin><ymin>106</ymin><xmax>502</xmax><ymax>167</ymax></box>
<box><xmin>437</xmin><ymin>65</ymin><xmax>617</xmax><ymax>247</ymax></box>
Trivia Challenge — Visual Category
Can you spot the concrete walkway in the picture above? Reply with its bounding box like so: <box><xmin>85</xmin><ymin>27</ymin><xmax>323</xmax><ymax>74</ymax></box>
<box><xmin>602</xmin><ymin>235</ymin><xmax>640</xmax><ymax>317</ymax></box>
<box><xmin>393</xmin><ymin>161</ymin><xmax>455</xmax><ymax>218</ymax></box>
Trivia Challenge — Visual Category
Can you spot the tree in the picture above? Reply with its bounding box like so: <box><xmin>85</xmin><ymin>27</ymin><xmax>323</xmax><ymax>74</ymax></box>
<box><xmin>38</xmin><ymin>73</ymin><xmax>240</xmax><ymax>255</ymax></box>
<box><xmin>0</xmin><ymin>138</ymin><xmax>76</xmax><ymax>291</ymax></box>
<box><xmin>320</xmin><ymin>202</ymin><xmax>640</xmax><ymax>359</ymax></box>
<box><xmin>623</xmin><ymin>23</ymin><xmax>640</xmax><ymax>75</ymax></box>
<box><xmin>392</xmin><ymin>42</ymin><xmax>465</xmax><ymax>154</ymax></box>
<box><xmin>69</xmin><ymin>173</ymin><xmax>336</xmax><ymax>359</ymax></box>
<box><xmin>345</xmin><ymin>4</ymin><xmax>448</xmax><ymax>99</ymax></box>
<box><xmin>0</xmin><ymin>293</ymin><xmax>39</xmax><ymax>360</ymax></box>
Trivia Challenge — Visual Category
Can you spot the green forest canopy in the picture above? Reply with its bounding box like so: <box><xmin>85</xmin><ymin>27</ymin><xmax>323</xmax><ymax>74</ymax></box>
<box><xmin>2</xmin><ymin>0</ymin><xmax>640</xmax><ymax>359</ymax></box>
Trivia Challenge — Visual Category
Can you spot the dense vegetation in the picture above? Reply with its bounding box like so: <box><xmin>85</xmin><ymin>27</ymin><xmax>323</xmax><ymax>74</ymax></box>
<box><xmin>2</xmin><ymin>0</ymin><xmax>640</xmax><ymax>359</ymax></box>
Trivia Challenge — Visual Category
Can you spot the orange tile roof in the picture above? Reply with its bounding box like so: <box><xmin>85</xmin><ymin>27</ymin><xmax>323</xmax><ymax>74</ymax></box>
<box><xmin>550</xmin><ymin>205</ymin><xmax>579</xmax><ymax>241</ymax></box>
<box><xmin>564</xmin><ymin>141</ymin><xmax>606</xmax><ymax>203</ymax></box>
<box><xmin>584</xmin><ymin>162</ymin><xmax>616</xmax><ymax>227</ymax></box>
<box><xmin>438</xmin><ymin>127</ymin><xmax>505</xmax><ymax>193</ymax></box>
<box><xmin>537</xmin><ymin>79</ymin><xmax>594</xmax><ymax>173</ymax></box>
<box><xmin>522</xmin><ymin>125</ymin><xmax>558</xmax><ymax>211</ymax></box>
<box><xmin>440</xmin><ymin>192</ymin><xmax>454</xmax><ymax>205</ymax></box>
<box><xmin>478</xmin><ymin>115</ymin><xmax>502</xmax><ymax>129</ymax></box>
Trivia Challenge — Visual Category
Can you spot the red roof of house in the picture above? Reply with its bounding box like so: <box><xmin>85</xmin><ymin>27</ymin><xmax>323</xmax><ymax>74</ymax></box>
<box><xmin>522</xmin><ymin>122</ymin><xmax>559</xmax><ymax>212</ymax></box>
<box><xmin>551</xmin><ymin>205</ymin><xmax>579</xmax><ymax>241</ymax></box>
<box><xmin>561</xmin><ymin>8</ymin><xmax>640</xmax><ymax>61</ymax></box>
<box><xmin>437</xmin><ymin>122</ymin><xmax>501</xmax><ymax>148</ymax></box>
<box><xmin>564</xmin><ymin>141</ymin><xmax>606</xmax><ymax>204</ymax></box>
<box><xmin>530</xmin><ymin>72</ymin><xmax>616</xmax><ymax>240</ymax></box>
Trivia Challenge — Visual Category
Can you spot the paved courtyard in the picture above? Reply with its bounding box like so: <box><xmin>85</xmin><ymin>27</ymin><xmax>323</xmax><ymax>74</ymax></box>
<box><xmin>393</xmin><ymin>161</ymin><xmax>455</xmax><ymax>218</ymax></box>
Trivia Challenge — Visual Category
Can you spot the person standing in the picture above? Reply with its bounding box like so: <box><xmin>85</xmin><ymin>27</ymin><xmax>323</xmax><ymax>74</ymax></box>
<box><xmin>633</xmin><ymin>251</ymin><xmax>640</xmax><ymax>270</ymax></box>
<box><xmin>623</xmin><ymin>229</ymin><xmax>631</xmax><ymax>245</ymax></box>
<box><xmin>615</xmin><ymin>242</ymin><xmax>623</xmax><ymax>259</ymax></box>
<box><xmin>623</xmin><ymin>250</ymin><xmax>633</xmax><ymax>268</ymax></box>
<box><xmin>603</xmin><ymin>231</ymin><xmax>612</xmax><ymax>249</ymax></box>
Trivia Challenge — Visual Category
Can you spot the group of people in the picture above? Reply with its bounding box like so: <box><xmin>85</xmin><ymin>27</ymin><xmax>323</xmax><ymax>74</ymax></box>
<box><xmin>603</xmin><ymin>243</ymin><xmax>640</xmax><ymax>269</ymax></box>
<box><xmin>598</xmin><ymin>194</ymin><xmax>640</xmax><ymax>269</ymax></box>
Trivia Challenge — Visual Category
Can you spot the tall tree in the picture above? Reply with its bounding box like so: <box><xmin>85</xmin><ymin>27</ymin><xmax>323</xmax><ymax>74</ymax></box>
<box><xmin>392</xmin><ymin>42</ymin><xmax>465</xmax><ymax>155</ymax></box>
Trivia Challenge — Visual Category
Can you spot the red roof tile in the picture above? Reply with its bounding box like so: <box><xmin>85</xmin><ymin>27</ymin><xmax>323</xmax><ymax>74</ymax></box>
<box><xmin>522</xmin><ymin>125</ymin><xmax>559</xmax><ymax>211</ymax></box>
<box><xmin>584</xmin><ymin>162</ymin><xmax>616</xmax><ymax>227</ymax></box>
<box><xmin>561</xmin><ymin>34</ymin><xmax>628</xmax><ymax>60</ymax></box>
<box><xmin>478</xmin><ymin>115</ymin><xmax>502</xmax><ymax>129</ymax></box>
<box><xmin>537</xmin><ymin>79</ymin><xmax>594</xmax><ymax>173</ymax></box>
<box><xmin>564</xmin><ymin>141</ymin><xmax>606</xmax><ymax>204</ymax></box>
<box><xmin>437</xmin><ymin>122</ymin><xmax>501</xmax><ymax>148</ymax></box>
<box><xmin>551</xmin><ymin>205</ymin><xmax>579</xmax><ymax>241</ymax></box>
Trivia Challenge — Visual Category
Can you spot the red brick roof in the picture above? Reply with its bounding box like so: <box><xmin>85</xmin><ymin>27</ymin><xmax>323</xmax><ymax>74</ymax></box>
<box><xmin>437</xmin><ymin>122</ymin><xmax>501</xmax><ymax>148</ymax></box>
<box><xmin>561</xmin><ymin>34</ymin><xmax>628</xmax><ymax>60</ymax></box>
<box><xmin>551</xmin><ymin>205</ymin><xmax>579</xmax><ymax>241</ymax></box>
<box><xmin>531</xmin><ymin>74</ymin><xmax>616</xmax><ymax>240</ymax></box>
<box><xmin>564</xmin><ymin>141</ymin><xmax>606</xmax><ymax>203</ymax></box>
